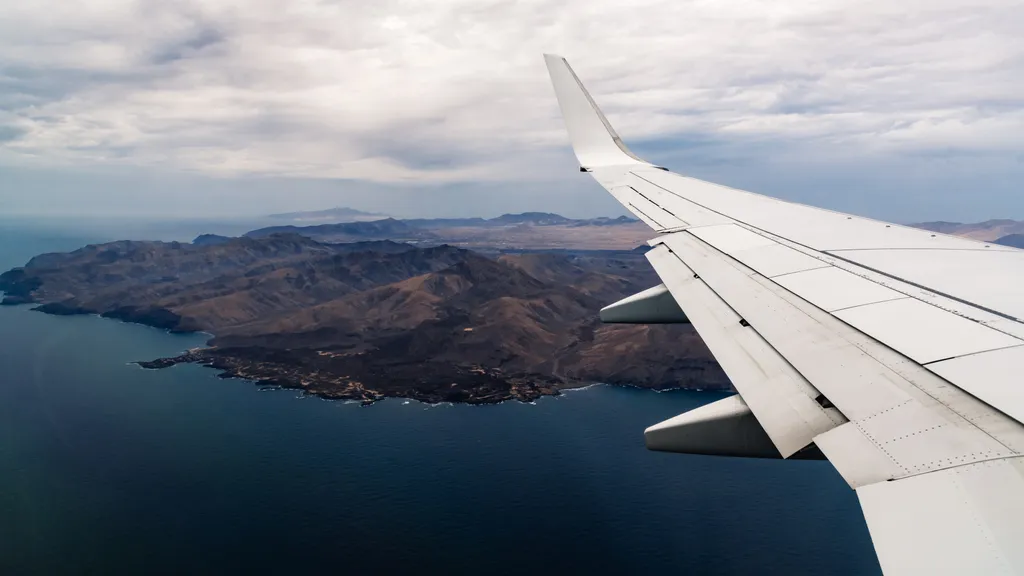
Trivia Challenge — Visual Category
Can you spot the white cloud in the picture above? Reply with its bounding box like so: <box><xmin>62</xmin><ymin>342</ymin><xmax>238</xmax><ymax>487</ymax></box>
<box><xmin>0</xmin><ymin>0</ymin><xmax>1022</xmax><ymax>184</ymax></box>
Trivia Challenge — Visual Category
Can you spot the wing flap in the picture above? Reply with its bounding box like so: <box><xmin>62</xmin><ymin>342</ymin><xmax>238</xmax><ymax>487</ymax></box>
<box><xmin>857</xmin><ymin>457</ymin><xmax>1024</xmax><ymax>576</ymax></box>
<box><xmin>645</xmin><ymin>244</ymin><xmax>844</xmax><ymax>458</ymax></box>
<box><xmin>654</xmin><ymin>230</ymin><xmax>1018</xmax><ymax>486</ymax></box>
<box><xmin>659</xmin><ymin>231</ymin><xmax>913</xmax><ymax>420</ymax></box>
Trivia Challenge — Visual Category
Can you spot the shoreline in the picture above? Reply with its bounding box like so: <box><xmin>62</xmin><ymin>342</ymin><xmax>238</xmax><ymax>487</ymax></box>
<box><xmin>139</xmin><ymin>355</ymin><xmax>716</xmax><ymax>408</ymax></box>
<box><xmin>6</xmin><ymin>278</ymin><xmax>732</xmax><ymax>405</ymax></box>
<box><xmin>7</xmin><ymin>300</ymin><xmax>730</xmax><ymax>406</ymax></box>
<box><xmin>137</xmin><ymin>347</ymin><xmax>569</xmax><ymax>406</ymax></box>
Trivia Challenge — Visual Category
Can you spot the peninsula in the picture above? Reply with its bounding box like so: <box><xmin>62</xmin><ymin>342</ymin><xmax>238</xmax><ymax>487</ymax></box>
<box><xmin>0</xmin><ymin>216</ymin><xmax>730</xmax><ymax>404</ymax></box>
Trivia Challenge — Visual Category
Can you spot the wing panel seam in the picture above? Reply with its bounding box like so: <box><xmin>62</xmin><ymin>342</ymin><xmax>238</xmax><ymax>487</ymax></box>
<box><xmin>631</xmin><ymin>170</ymin><xmax>1024</xmax><ymax>326</ymax></box>
<box><xmin>853</xmin><ymin>419</ymin><xmax>911</xmax><ymax>475</ymax></box>
<box><xmin>824</xmin><ymin>251</ymin><xmax>1022</xmax><ymax>323</ymax></box>
<box><xmin>627</xmin><ymin>203</ymin><xmax>664</xmax><ymax>229</ymax></box>
<box><xmin>829</xmin><ymin>297</ymin><xmax>912</xmax><ymax>314</ymax></box>
<box><xmin>921</xmin><ymin>344</ymin><xmax>1024</xmax><ymax>366</ymax></box>
<box><xmin>627</xmin><ymin>186</ymin><xmax>678</xmax><ymax>217</ymax></box>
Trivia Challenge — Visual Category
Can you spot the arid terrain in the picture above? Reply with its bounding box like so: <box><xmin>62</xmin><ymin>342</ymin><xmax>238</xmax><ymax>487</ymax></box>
<box><xmin>0</xmin><ymin>218</ymin><xmax>728</xmax><ymax>404</ymax></box>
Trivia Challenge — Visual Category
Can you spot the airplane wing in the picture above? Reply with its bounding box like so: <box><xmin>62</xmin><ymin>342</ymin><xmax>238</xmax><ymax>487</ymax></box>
<box><xmin>544</xmin><ymin>54</ymin><xmax>1024</xmax><ymax>575</ymax></box>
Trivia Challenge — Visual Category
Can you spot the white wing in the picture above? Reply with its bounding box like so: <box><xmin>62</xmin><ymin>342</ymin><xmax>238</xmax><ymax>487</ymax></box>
<box><xmin>544</xmin><ymin>54</ymin><xmax>1024</xmax><ymax>575</ymax></box>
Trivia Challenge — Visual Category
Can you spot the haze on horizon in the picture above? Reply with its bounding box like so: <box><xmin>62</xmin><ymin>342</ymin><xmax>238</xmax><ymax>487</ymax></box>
<box><xmin>1</xmin><ymin>0</ymin><xmax>1022</xmax><ymax>223</ymax></box>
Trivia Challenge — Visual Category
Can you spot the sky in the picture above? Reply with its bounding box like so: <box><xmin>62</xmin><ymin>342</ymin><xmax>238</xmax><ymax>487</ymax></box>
<box><xmin>1</xmin><ymin>0</ymin><xmax>1022</xmax><ymax>223</ymax></box>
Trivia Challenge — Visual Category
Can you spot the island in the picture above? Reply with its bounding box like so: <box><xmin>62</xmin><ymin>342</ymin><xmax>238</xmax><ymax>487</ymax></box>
<box><xmin>0</xmin><ymin>214</ymin><xmax>731</xmax><ymax>404</ymax></box>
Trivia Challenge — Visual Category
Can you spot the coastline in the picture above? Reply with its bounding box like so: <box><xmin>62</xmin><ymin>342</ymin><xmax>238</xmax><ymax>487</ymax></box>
<box><xmin>135</xmin><ymin>349</ymin><xmax>699</xmax><ymax>407</ymax></box>
<box><xmin>137</xmin><ymin>347</ymin><xmax>568</xmax><ymax>406</ymax></box>
<box><xmin>1</xmin><ymin>236</ymin><xmax>734</xmax><ymax>403</ymax></box>
<box><xmin>6</xmin><ymin>300</ymin><xmax>727</xmax><ymax>405</ymax></box>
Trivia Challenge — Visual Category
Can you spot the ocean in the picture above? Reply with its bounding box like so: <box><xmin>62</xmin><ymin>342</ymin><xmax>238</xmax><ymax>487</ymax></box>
<box><xmin>0</xmin><ymin>220</ymin><xmax>881</xmax><ymax>575</ymax></box>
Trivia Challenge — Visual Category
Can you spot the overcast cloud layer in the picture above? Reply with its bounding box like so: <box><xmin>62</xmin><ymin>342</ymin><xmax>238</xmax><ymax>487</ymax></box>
<box><xmin>1</xmin><ymin>0</ymin><xmax>1022</xmax><ymax>220</ymax></box>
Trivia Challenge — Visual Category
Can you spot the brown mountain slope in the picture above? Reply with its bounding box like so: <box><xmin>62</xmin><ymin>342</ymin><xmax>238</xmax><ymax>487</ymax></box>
<box><xmin>0</xmin><ymin>236</ymin><xmax>469</xmax><ymax>331</ymax></box>
<box><xmin>0</xmin><ymin>235</ymin><xmax>728</xmax><ymax>404</ymax></box>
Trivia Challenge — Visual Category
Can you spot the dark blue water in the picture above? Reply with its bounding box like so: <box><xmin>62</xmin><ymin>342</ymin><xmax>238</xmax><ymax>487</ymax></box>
<box><xmin>0</xmin><ymin>222</ymin><xmax>881</xmax><ymax>575</ymax></box>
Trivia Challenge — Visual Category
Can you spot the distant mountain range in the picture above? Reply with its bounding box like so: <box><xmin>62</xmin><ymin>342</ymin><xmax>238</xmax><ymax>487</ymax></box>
<box><xmin>401</xmin><ymin>212</ymin><xmax>636</xmax><ymax>228</ymax></box>
<box><xmin>266</xmin><ymin>207</ymin><xmax>387</xmax><ymax>223</ymax></box>
<box><xmin>911</xmin><ymin>219</ymin><xmax>1024</xmax><ymax>245</ymax></box>
<box><xmin>263</xmin><ymin>206</ymin><xmax>637</xmax><ymax>228</ymax></box>
<box><xmin>250</xmin><ymin>212</ymin><xmax>636</xmax><ymax>237</ymax></box>
<box><xmin>993</xmin><ymin>234</ymin><xmax>1024</xmax><ymax>249</ymax></box>
<box><xmin>245</xmin><ymin>218</ymin><xmax>435</xmax><ymax>243</ymax></box>
<box><xmin>239</xmin><ymin>212</ymin><xmax>647</xmax><ymax>251</ymax></box>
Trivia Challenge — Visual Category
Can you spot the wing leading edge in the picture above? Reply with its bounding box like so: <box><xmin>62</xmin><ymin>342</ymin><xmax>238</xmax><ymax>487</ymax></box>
<box><xmin>543</xmin><ymin>54</ymin><xmax>1024</xmax><ymax>575</ymax></box>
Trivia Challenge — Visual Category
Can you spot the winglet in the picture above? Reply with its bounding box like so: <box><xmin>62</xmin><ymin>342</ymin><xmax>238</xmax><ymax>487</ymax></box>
<box><xmin>543</xmin><ymin>54</ymin><xmax>650</xmax><ymax>170</ymax></box>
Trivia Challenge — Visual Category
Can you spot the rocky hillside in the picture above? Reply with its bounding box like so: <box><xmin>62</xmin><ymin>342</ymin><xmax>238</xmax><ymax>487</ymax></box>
<box><xmin>0</xmin><ymin>234</ymin><xmax>728</xmax><ymax>403</ymax></box>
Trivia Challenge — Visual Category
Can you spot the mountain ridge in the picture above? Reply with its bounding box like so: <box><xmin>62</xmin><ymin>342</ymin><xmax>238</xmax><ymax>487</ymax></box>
<box><xmin>267</xmin><ymin>206</ymin><xmax>387</xmax><ymax>222</ymax></box>
<box><xmin>0</xmin><ymin>234</ymin><xmax>728</xmax><ymax>404</ymax></box>
<box><xmin>240</xmin><ymin>212</ymin><xmax>645</xmax><ymax>249</ymax></box>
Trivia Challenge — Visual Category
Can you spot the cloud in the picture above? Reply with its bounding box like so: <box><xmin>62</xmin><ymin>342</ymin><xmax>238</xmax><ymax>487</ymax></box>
<box><xmin>0</xmin><ymin>0</ymin><xmax>1021</xmax><ymax>187</ymax></box>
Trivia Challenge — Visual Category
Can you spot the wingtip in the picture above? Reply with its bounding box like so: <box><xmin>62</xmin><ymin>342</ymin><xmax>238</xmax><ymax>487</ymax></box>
<box><xmin>542</xmin><ymin>53</ymin><xmax>567</xmax><ymax>69</ymax></box>
<box><xmin>543</xmin><ymin>54</ymin><xmax>648</xmax><ymax>169</ymax></box>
